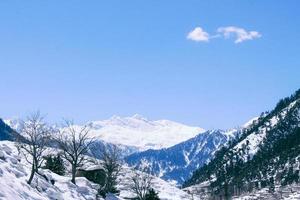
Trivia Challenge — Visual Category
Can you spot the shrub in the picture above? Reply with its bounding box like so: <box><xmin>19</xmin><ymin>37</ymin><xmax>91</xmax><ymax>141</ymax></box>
<box><xmin>44</xmin><ymin>154</ymin><xmax>65</xmax><ymax>175</ymax></box>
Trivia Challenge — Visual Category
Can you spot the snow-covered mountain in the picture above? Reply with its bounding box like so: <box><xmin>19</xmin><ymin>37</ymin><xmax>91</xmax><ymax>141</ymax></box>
<box><xmin>183</xmin><ymin>89</ymin><xmax>300</xmax><ymax>199</ymax></box>
<box><xmin>0</xmin><ymin>118</ymin><xmax>24</xmax><ymax>142</ymax></box>
<box><xmin>3</xmin><ymin>118</ymin><xmax>22</xmax><ymax>133</ymax></box>
<box><xmin>0</xmin><ymin>141</ymin><xmax>192</xmax><ymax>200</ymax></box>
<box><xmin>125</xmin><ymin>129</ymin><xmax>239</xmax><ymax>185</ymax></box>
<box><xmin>85</xmin><ymin>114</ymin><xmax>205</xmax><ymax>151</ymax></box>
<box><xmin>5</xmin><ymin>114</ymin><xmax>205</xmax><ymax>152</ymax></box>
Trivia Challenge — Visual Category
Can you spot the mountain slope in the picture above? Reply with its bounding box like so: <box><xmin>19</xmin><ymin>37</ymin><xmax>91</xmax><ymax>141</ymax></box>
<box><xmin>125</xmin><ymin>129</ymin><xmax>238</xmax><ymax>185</ymax></box>
<box><xmin>0</xmin><ymin>118</ymin><xmax>23</xmax><ymax>141</ymax></box>
<box><xmin>0</xmin><ymin>141</ymin><xmax>191</xmax><ymax>200</ymax></box>
<box><xmin>183</xmin><ymin>89</ymin><xmax>300</xmax><ymax>199</ymax></box>
<box><xmin>0</xmin><ymin>141</ymin><xmax>99</xmax><ymax>200</ymax></box>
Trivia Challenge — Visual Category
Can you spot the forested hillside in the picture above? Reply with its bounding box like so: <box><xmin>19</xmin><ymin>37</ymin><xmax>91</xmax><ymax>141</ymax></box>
<box><xmin>184</xmin><ymin>89</ymin><xmax>300</xmax><ymax>199</ymax></box>
<box><xmin>125</xmin><ymin>129</ymin><xmax>238</xmax><ymax>185</ymax></box>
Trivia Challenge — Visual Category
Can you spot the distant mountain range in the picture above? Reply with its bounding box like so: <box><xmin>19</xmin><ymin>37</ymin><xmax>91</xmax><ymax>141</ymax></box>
<box><xmin>5</xmin><ymin>114</ymin><xmax>205</xmax><ymax>151</ymax></box>
<box><xmin>84</xmin><ymin>114</ymin><xmax>205</xmax><ymax>151</ymax></box>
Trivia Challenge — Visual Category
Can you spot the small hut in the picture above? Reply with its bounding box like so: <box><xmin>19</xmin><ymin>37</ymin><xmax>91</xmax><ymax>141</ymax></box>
<box><xmin>76</xmin><ymin>165</ymin><xmax>106</xmax><ymax>187</ymax></box>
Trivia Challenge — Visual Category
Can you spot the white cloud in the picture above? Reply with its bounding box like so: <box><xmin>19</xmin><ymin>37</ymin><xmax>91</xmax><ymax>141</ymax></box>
<box><xmin>187</xmin><ymin>27</ymin><xmax>210</xmax><ymax>42</ymax></box>
<box><xmin>217</xmin><ymin>26</ymin><xmax>261</xmax><ymax>43</ymax></box>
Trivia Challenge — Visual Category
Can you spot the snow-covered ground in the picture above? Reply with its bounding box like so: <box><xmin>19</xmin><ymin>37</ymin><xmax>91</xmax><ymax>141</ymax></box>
<box><xmin>0</xmin><ymin>141</ymin><xmax>99</xmax><ymax>200</ymax></box>
<box><xmin>117</xmin><ymin>166</ymin><xmax>192</xmax><ymax>200</ymax></box>
<box><xmin>232</xmin><ymin>185</ymin><xmax>300</xmax><ymax>200</ymax></box>
<box><xmin>185</xmin><ymin>182</ymin><xmax>300</xmax><ymax>200</ymax></box>
<box><xmin>0</xmin><ymin>141</ymin><xmax>192</xmax><ymax>200</ymax></box>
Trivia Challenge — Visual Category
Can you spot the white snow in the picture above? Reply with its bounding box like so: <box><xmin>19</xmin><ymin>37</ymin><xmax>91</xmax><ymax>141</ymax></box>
<box><xmin>232</xmin><ymin>184</ymin><xmax>300</xmax><ymax>200</ymax></box>
<box><xmin>223</xmin><ymin>129</ymin><xmax>238</xmax><ymax>138</ymax></box>
<box><xmin>242</xmin><ymin>117</ymin><xmax>259</xmax><ymax>128</ymax></box>
<box><xmin>233</xmin><ymin>99</ymin><xmax>299</xmax><ymax>161</ymax></box>
<box><xmin>0</xmin><ymin>141</ymin><xmax>192</xmax><ymax>200</ymax></box>
<box><xmin>81</xmin><ymin>115</ymin><xmax>204</xmax><ymax>151</ymax></box>
<box><xmin>0</xmin><ymin>141</ymin><xmax>99</xmax><ymax>200</ymax></box>
<box><xmin>5</xmin><ymin>115</ymin><xmax>205</xmax><ymax>151</ymax></box>
<box><xmin>117</xmin><ymin>166</ymin><xmax>192</xmax><ymax>200</ymax></box>
<box><xmin>3</xmin><ymin>118</ymin><xmax>21</xmax><ymax>130</ymax></box>
<box><xmin>234</xmin><ymin>129</ymin><xmax>266</xmax><ymax>158</ymax></box>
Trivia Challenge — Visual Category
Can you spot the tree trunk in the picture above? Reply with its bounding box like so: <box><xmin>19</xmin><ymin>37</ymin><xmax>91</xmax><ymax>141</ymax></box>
<box><xmin>34</xmin><ymin>157</ymin><xmax>39</xmax><ymax>173</ymax></box>
<box><xmin>28</xmin><ymin>164</ymin><xmax>35</xmax><ymax>184</ymax></box>
<box><xmin>71</xmin><ymin>164</ymin><xmax>76</xmax><ymax>184</ymax></box>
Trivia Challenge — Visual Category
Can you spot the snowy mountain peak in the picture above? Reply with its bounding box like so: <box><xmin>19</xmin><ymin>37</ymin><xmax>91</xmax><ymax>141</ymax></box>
<box><xmin>4</xmin><ymin>115</ymin><xmax>205</xmax><ymax>151</ymax></box>
<box><xmin>131</xmin><ymin>114</ymin><xmax>148</xmax><ymax>121</ymax></box>
<box><xmin>3</xmin><ymin>118</ymin><xmax>21</xmax><ymax>131</ymax></box>
<box><xmin>85</xmin><ymin>115</ymin><xmax>205</xmax><ymax>151</ymax></box>
<box><xmin>108</xmin><ymin>114</ymin><xmax>148</xmax><ymax>122</ymax></box>
<box><xmin>109</xmin><ymin>115</ymin><xmax>122</xmax><ymax>120</ymax></box>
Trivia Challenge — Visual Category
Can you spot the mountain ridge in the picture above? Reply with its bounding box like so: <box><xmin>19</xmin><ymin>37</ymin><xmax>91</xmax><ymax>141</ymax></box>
<box><xmin>125</xmin><ymin>129</ymin><xmax>239</xmax><ymax>185</ymax></box>
<box><xmin>183</xmin><ymin>89</ymin><xmax>300</xmax><ymax>199</ymax></box>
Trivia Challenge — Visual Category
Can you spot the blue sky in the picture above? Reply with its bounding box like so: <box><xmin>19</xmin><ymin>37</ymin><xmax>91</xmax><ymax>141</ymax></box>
<box><xmin>0</xmin><ymin>1</ymin><xmax>299</xmax><ymax>129</ymax></box>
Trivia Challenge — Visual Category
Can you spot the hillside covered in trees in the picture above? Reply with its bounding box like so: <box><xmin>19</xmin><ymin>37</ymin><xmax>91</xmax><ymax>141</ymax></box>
<box><xmin>184</xmin><ymin>89</ymin><xmax>300</xmax><ymax>199</ymax></box>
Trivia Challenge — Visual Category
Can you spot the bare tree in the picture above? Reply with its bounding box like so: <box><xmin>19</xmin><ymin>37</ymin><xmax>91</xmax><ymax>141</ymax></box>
<box><xmin>17</xmin><ymin>112</ymin><xmax>52</xmax><ymax>184</ymax></box>
<box><xmin>92</xmin><ymin>144</ymin><xmax>122</xmax><ymax>196</ymax></box>
<box><xmin>56</xmin><ymin>120</ymin><xmax>94</xmax><ymax>185</ymax></box>
<box><xmin>130</xmin><ymin>167</ymin><xmax>153</xmax><ymax>200</ymax></box>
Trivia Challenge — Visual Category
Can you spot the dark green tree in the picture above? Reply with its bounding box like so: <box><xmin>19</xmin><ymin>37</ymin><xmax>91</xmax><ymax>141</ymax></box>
<box><xmin>44</xmin><ymin>154</ymin><xmax>65</xmax><ymax>175</ymax></box>
<box><xmin>145</xmin><ymin>188</ymin><xmax>160</xmax><ymax>200</ymax></box>
<box><xmin>92</xmin><ymin>145</ymin><xmax>121</xmax><ymax>197</ymax></box>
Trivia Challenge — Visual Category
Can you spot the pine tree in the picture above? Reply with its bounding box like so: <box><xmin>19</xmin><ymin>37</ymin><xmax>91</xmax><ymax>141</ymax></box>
<box><xmin>145</xmin><ymin>188</ymin><xmax>160</xmax><ymax>200</ymax></box>
<box><xmin>44</xmin><ymin>154</ymin><xmax>65</xmax><ymax>175</ymax></box>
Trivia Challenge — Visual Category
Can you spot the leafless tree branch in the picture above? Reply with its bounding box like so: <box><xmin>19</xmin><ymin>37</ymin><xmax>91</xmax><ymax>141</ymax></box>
<box><xmin>55</xmin><ymin>119</ymin><xmax>94</xmax><ymax>185</ymax></box>
<box><xmin>16</xmin><ymin>111</ymin><xmax>52</xmax><ymax>184</ymax></box>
